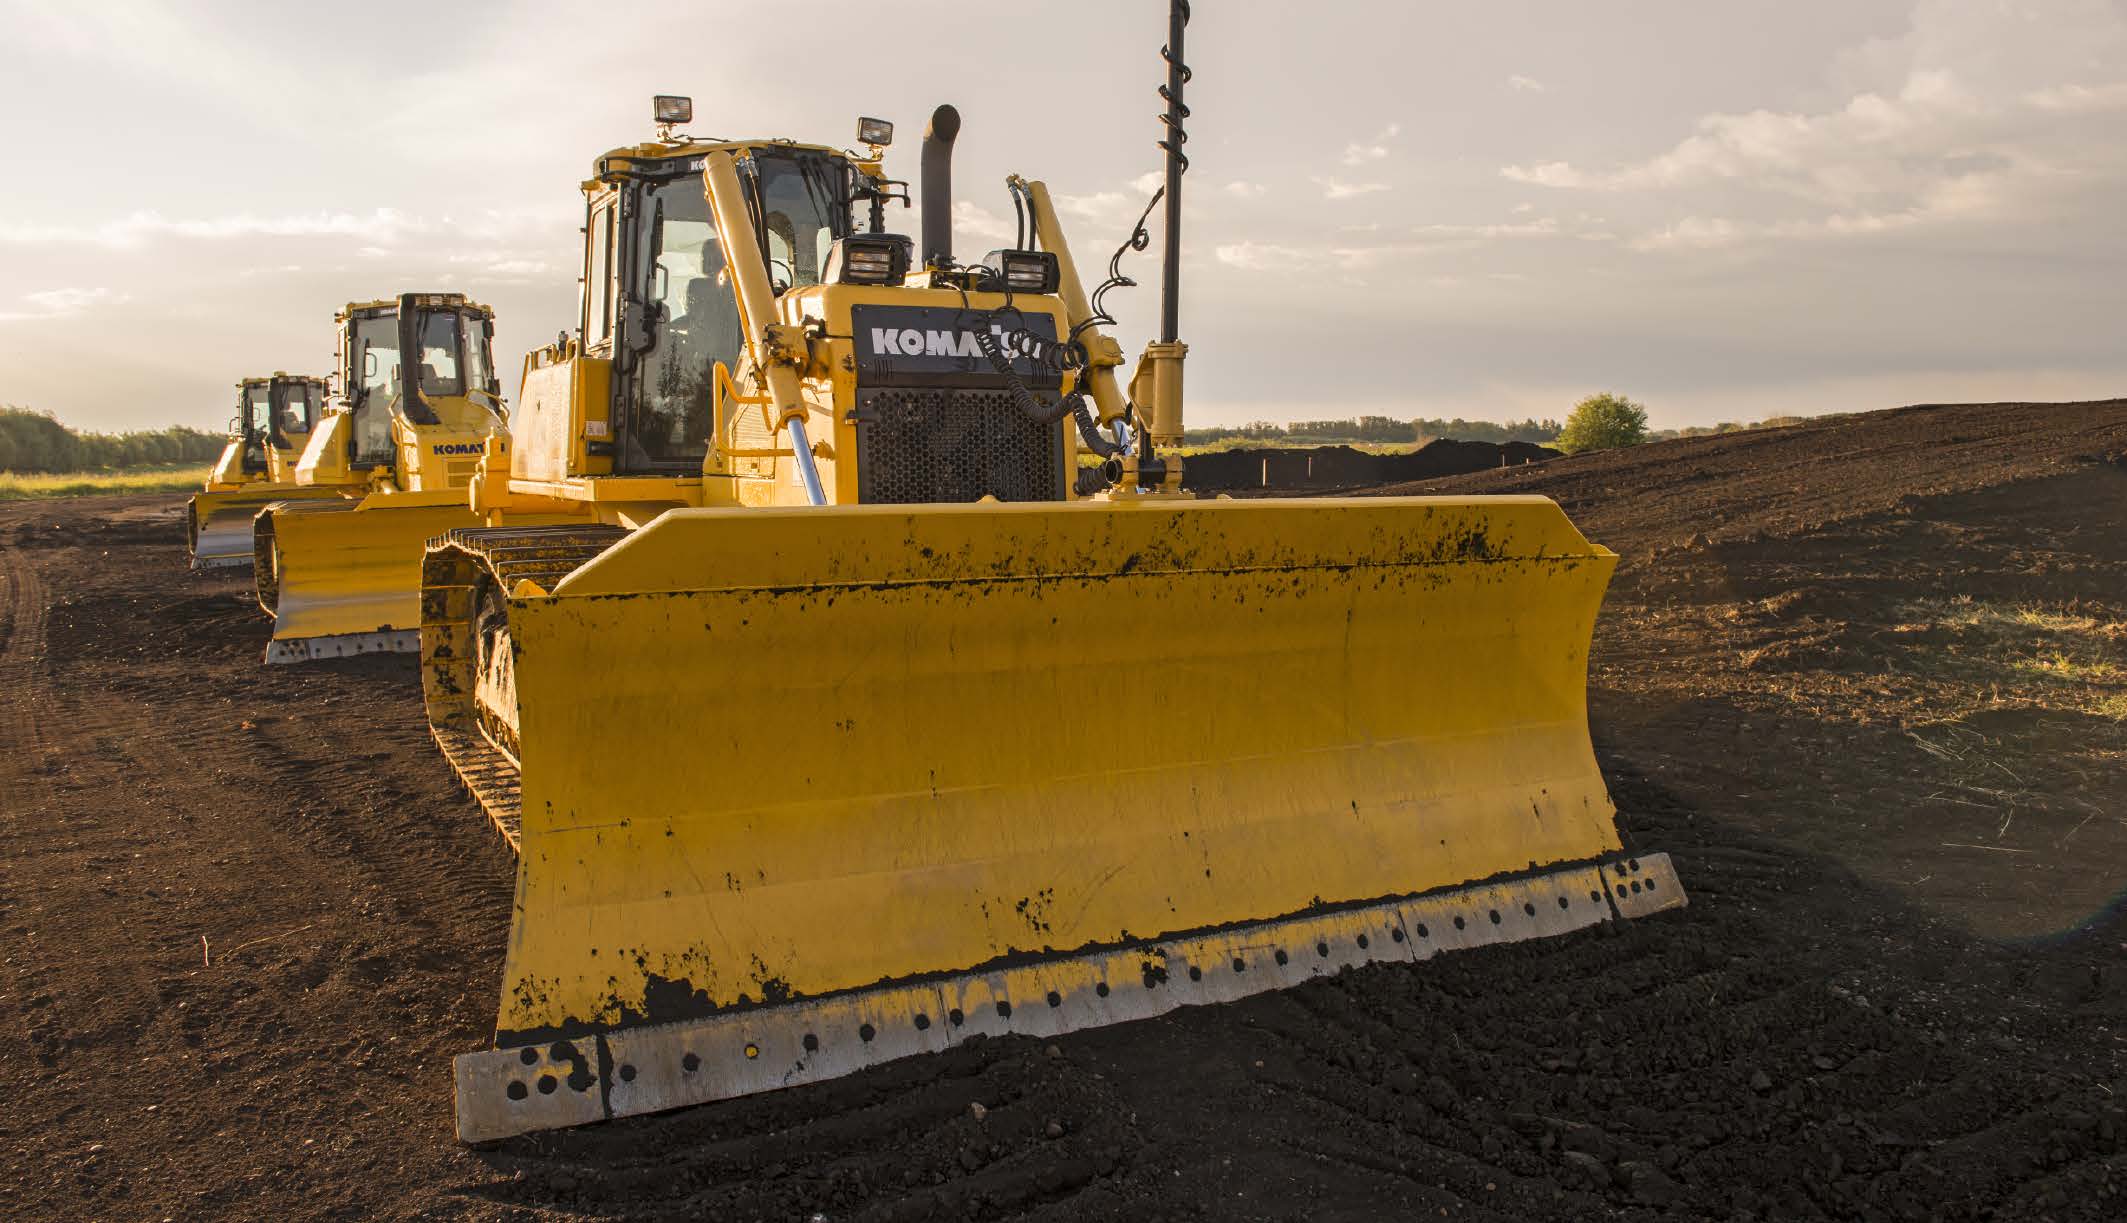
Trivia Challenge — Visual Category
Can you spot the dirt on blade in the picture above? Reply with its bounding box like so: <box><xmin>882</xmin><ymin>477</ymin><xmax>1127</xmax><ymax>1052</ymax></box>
<box><xmin>3</xmin><ymin>399</ymin><xmax>2125</xmax><ymax>1221</ymax></box>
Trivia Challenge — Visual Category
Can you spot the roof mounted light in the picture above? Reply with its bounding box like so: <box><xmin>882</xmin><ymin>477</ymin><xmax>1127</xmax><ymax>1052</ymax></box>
<box><xmin>654</xmin><ymin>95</ymin><xmax>694</xmax><ymax>126</ymax></box>
<box><xmin>857</xmin><ymin>116</ymin><xmax>894</xmax><ymax>148</ymax></box>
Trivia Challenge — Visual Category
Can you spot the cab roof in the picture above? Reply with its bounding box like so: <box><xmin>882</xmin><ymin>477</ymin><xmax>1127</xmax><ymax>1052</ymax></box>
<box><xmin>585</xmin><ymin>137</ymin><xmax>876</xmax><ymax>192</ymax></box>
<box><xmin>335</xmin><ymin>292</ymin><xmax>496</xmax><ymax>322</ymax></box>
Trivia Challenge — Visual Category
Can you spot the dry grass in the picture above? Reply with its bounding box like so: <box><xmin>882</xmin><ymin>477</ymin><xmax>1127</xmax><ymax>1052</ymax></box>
<box><xmin>0</xmin><ymin>465</ymin><xmax>211</xmax><ymax>500</ymax></box>
<box><xmin>1896</xmin><ymin>596</ymin><xmax>2125</xmax><ymax>716</ymax></box>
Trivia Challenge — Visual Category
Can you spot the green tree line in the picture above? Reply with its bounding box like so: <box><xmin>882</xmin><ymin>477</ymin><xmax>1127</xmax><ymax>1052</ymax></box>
<box><xmin>1184</xmin><ymin>414</ymin><xmax>1564</xmax><ymax>446</ymax></box>
<box><xmin>0</xmin><ymin>407</ymin><xmax>227</xmax><ymax>474</ymax></box>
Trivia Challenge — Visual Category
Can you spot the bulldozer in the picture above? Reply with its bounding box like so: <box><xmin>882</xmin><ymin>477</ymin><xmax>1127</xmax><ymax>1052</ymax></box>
<box><xmin>185</xmin><ymin>374</ymin><xmax>333</xmax><ymax>569</ymax></box>
<box><xmin>426</xmin><ymin>17</ymin><xmax>1683</xmax><ymax>1144</ymax></box>
<box><xmin>251</xmin><ymin>293</ymin><xmax>519</xmax><ymax>663</ymax></box>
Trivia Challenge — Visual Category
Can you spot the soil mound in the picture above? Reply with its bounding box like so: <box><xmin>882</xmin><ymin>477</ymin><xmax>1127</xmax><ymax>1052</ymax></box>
<box><xmin>1185</xmin><ymin>438</ymin><xmax>1560</xmax><ymax>491</ymax></box>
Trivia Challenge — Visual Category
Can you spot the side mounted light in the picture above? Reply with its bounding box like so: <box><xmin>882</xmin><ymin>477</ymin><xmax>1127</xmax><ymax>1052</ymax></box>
<box><xmin>857</xmin><ymin>116</ymin><xmax>894</xmax><ymax>147</ymax></box>
<box><xmin>654</xmin><ymin>95</ymin><xmax>693</xmax><ymax>125</ymax></box>
<box><xmin>981</xmin><ymin>249</ymin><xmax>1061</xmax><ymax>294</ymax></box>
<box><xmin>824</xmin><ymin>235</ymin><xmax>913</xmax><ymax>285</ymax></box>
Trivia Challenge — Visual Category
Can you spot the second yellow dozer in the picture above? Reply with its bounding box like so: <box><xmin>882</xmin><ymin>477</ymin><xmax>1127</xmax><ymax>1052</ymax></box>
<box><xmin>185</xmin><ymin>374</ymin><xmax>334</xmax><ymax>569</ymax></box>
<box><xmin>252</xmin><ymin>293</ymin><xmax>519</xmax><ymax>663</ymax></box>
<box><xmin>427</xmin><ymin>87</ymin><xmax>1684</xmax><ymax>1144</ymax></box>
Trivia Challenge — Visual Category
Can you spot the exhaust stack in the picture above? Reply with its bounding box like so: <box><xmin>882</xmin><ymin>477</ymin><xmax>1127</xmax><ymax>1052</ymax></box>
<box><xmin>921</xmin><ymin>104</ymin><xmax>960</xmax><ymax>268</ymax></box>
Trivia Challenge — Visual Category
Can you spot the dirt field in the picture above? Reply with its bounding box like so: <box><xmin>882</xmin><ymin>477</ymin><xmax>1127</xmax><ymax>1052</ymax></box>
<box><xmin>3</xmin><ymin>399</ymin><xmax>2124</xmax><ymax>1220</ymax></box>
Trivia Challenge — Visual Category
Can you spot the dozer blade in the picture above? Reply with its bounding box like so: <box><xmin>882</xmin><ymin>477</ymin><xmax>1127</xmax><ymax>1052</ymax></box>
<box><xmin>255</xmin><ymin>492</ymin><xmax>486</xmax><ymax>664</ymax></box>
<box><xmin>427</xmin><ymin>496</ymin><xmax>1686</xmax><ymax>1142</ymax></box>
<box><xmin>186</xmin><ymin>485</ymin><xmax>349</xmax><ymax>570</ymax></box>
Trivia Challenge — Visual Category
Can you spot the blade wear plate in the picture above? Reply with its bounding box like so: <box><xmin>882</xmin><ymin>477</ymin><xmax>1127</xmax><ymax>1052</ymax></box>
<box><xmin>455</xmin><ymin>854</ymin><xmax>1684</xmax><ymax>1141</ymax></box>
<box><xmin>257</xmin><ymin>495</ymin><xmax>487</xmax><ymax>663</ymax></box>
<box><xmin>489</xmin><ymin>495</ymin><xmax>1627</xmax><ymax>1043</ymax></box>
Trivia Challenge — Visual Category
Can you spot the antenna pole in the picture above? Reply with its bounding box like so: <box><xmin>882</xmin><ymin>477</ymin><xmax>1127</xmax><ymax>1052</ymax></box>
<box><xmin>1158</xmin><ymin>0</ymin><xmax>1190</xmax><ymax>344</ymax></box>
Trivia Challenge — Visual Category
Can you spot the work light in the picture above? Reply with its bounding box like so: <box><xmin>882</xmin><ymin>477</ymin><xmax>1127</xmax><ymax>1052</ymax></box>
<box><xmin>654</xmin><ymin>95</ymin><xmax>693</xmax><ymax>125</ymax></box>
<box><xmin>857</xmin><ymin>116</ymin><xmax>894</xmax><ymax>147</ymax></box>
<box><xmin>982</xmin><ymin>249</ymin><xmax>1061</xmax><ymax>294</ymax></box>
<box><xmin>824</xmin><ymin>235</ymin><xmax>912</xmax><ymax>285</ymax></box>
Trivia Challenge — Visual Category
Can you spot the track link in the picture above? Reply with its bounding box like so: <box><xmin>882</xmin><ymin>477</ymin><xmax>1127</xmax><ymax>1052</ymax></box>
<box><xmin>420</xmin><ymin>524</ymin><xmax>628</xmax><ymax>850</ymax></box>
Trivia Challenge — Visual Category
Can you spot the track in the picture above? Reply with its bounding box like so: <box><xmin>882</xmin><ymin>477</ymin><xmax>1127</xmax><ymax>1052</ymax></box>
<box><xmin>1</xmin><ymin>400</ymin><xmax>2123</xmax><ymax>1220</ymax></box>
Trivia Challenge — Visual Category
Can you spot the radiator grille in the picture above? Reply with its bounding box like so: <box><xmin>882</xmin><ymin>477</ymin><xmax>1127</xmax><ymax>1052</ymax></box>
<box><xmin>854</xmin><ymin>388</ymin><xmax>1065</xmax><ymax>504</ymax></box>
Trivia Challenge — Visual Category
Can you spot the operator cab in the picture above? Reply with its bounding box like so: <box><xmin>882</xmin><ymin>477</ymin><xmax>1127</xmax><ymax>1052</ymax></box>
<box><xmin>582</xmin><ymin>141</ymin><xmax>858</xmax><ymax>473</ymax></box>
<box><xmin>338</xmin><ymin>294</ymin><xmax>502</xmax><ymax>469</ymax></box>
<box><xmin>235</xmin><ymin>375</ymin><xmax>324</xmax><ymax>473</ymax></box>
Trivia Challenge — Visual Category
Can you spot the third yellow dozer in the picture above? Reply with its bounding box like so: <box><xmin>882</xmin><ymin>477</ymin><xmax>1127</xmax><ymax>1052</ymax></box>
<box><xmin>185</xmin><ymin>373</ymin><xmax>332</xmax><ymax>569</ymax></box>
<box><xmin>253</xmin><ymin>293</ymin><xmax>514</xmax><ymax>663</ymax></box>
<box><xmin>427</xmin><ymin>70</ymin><xmax>1684</xmax><ymax>1143</ymax></box>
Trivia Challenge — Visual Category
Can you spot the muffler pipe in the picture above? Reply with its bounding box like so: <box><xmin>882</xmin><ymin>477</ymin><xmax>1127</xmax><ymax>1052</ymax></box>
<box><xmin>921</xmin><ymin>104</ymin><xmax>960</xmax><ymax>269</ymax></box>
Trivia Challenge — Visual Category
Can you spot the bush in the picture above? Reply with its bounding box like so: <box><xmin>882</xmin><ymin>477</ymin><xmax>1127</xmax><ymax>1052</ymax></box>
<box><xmin>0</xmin><ymin>407</ymin><xmax>227</xmax><ymax>474</ymax></box>
<box><xmin>1556</xmin><ymin>393</ymin><xmax>1650</xmax><ymax>454</ymax></box>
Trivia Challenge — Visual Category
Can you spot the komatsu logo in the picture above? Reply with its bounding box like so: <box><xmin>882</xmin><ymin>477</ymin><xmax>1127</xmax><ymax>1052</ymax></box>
<box><xmin>431</xmin><ymin>442</ymin><xmax>485</xmax><ymax>455</ymax></box>
<box><xmin>850</xmin><ymin>303</ymin><xmax>1058</xmax><ymax>386</ymax></box>
<box><xmin>867</xmin><ymin>326</ymin><xmax>1001</xmax><ymax>359</ymax></box>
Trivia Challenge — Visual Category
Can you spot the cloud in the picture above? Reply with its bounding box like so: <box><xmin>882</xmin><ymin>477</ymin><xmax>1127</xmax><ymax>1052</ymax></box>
<box><xmin>1496</xmin><ymin>1</ymin><xmax>2127</xmax><ymax>253</ymax></box>
<box><xmin>1341</xmin><ymin>123</ymin><xmax>1401</xmax><ymax>166</ymax></box>
<box><xmin>1055</xmin><ymin>190</ymin><xmax>1131</xmax><ymax>220</ymax></box>
<box><xmin>0</xmin><ymin>208</ymin><xmax>431</xmax><ymax>249</ymax></box>
<box><xmin>1316</xmin><ymin>177</ymin><xmax>1389</xmax><ymax>200</ymax></box>
<box><xmin>443</xmin><ymin>252</ymin><xmax>557</xmax><ymax>282</ymax></box>
<box><xmin>1216</xmin><ymin>213</ymin><xmax>1574</xmax><ymax>274</ymax></box>
<box><xmin>0</xmin><ymin>286</ymin><xmax>129</xmax><ymax>323</ymax></box>
<box><xmin>1213</xmin><ymin>241</ymin><xmax>1311</xmax><ymax>271</ymax></box>
<box><xmin>1508</xmin><ymin>75</ymin><xmax>1546</xmax><ymax>93</ymax></box>
<box><xmin>2024</xmin><ymin>81</ymin><xmax>2127</xmax><ymax>113</ymax></box>
<box><xmin>1222</xmin><ymin>181</ymin><xmax>1266</xmax><ymax>198</ymax></box>
<box><xmin>1413</xmin><ymin>217</ymin><xmax>1561</xmax><ymax>240</ymax></box>
<box><xmin>952</xmin><ymin>200</ymin><xmax>1018</xmax><ymax>243</ymax></box>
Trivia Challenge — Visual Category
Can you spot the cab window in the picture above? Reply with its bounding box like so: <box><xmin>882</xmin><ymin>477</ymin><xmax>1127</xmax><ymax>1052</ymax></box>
<box><xmin>619</xmin><ymin>174</ymin><xmax>740</xmax><ymax>470</ymax></box>
<box><xmin>277</xmin><ymin>382</ymin><xmax>317</xmax><ymax>435</ymax></box>
<box><xmin>585</xmin><ymin>201</ymin><xmax>615</xmax><ymax>348</ymax></box>
<box><xmin>417</xmin><ymin>311</ymin><xmax>464</xmax><ymax>396</ymax></box>
<box><xmin>349</xmin><ymin>313</ymin><xmax>399</xmax><ymax>467</ymax></box>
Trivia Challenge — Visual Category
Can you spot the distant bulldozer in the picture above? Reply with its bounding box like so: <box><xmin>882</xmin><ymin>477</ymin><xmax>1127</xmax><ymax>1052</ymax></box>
<box><xmin>185</xmin><ymin>374</ymin><xmax>334</xmax><ymax>569</ymax></box>
<box><xmin>251</xmin><ymin>294</ymin><xmax>531</xmax><ymax>663</ymax></box>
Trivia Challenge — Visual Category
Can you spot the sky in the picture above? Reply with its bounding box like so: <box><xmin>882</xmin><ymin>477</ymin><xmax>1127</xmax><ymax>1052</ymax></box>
<box><xmin>0</xmin><ymin>0</ymin><xmax>2122</xmax><ymax>434</ymax></box>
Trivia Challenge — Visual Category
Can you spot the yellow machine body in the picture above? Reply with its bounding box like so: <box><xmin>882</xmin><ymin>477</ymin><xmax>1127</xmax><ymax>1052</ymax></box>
<box><xmin>186</xmin><ymin>374</ymin><xmax>334</xmax><ymax>570</ymax></box>
<box><xmin>423</xmin><ymin>123</ymin><xmax>1684</xmax><ymax>1141</ymax></box>
<box><xmin>253</xmin><ymin>294</ymin><xmax>512</xmax><ymax>662</ymax></box>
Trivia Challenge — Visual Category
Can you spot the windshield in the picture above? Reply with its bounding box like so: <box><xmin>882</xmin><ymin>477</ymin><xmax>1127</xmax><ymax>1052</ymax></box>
<box><xmin>417</xmin><ymin>311</ymin><xmax>464</xmax><ymax>397</ymax></box>
<box><xmin>275</xmin><ymin>381</ymin><xmax>318</xmax><ymax>436</ymax></box>
<box><xmin>752</xmin><ymin>151</ymin><xmax>849</xmax><ymax>289</ymax></box>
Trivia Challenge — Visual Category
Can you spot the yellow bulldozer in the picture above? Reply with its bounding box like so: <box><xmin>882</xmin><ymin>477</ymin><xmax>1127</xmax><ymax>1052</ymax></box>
<box><xmin>185</xmin><ymin>374</ymin><xmax>332</xmax><ymax>569</ymax></box>
<box><xmin>427</xmin><ymin>30</ymin><xmax>1682</xmax><ymax>1144</ymax></box>
<box><xmin>251</xmin><ymin>293</ymin><xmax>517</xmax><ymax>663</ymax></box>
